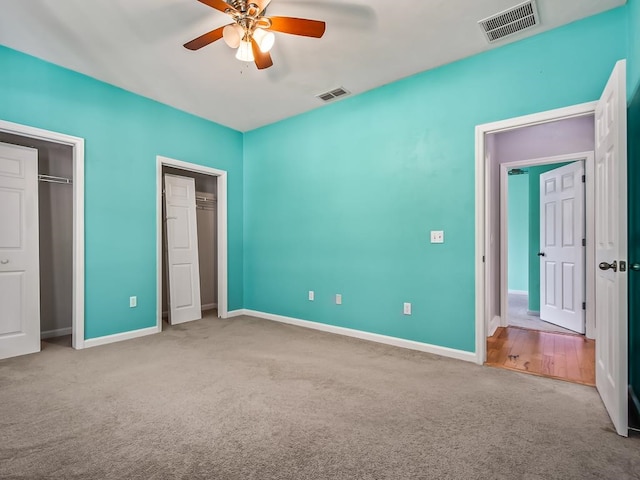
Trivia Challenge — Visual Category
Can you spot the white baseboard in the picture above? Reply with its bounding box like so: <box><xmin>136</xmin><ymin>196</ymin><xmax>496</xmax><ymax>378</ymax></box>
<box><xmin>238</xmin><ymin>309</ymin><xmax>476</xmax><ymax>363</ymax></box>
<box><xmin>41</xmin><ymin>327</ymin><xmax>72</xmax><ymax>339</ymax></box>
<box><xmin>508</xmin><ymin>290</ymin><xmax>528</xmax><ymax>296</ymax></box>
<box><xmin>83</xmin><ymin>326</ymin><xmax>160</xmax><ymax>349</ymax></box>
<box><xmin>488</xmin><ymin>315</ymin><xmax>501</xmax><ymax>337</ymax></box>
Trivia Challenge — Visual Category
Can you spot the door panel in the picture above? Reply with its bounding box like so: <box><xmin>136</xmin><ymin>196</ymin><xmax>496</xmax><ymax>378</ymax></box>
<box><xmin>0</xmin><ymin>188</ymin><xmax>23</xmax><ymax>247</ymax></box>
<box><xmin>0</xmin><ymin>142</ymin><xmax>40</xmax><ymax>360</ymax></box>
<box><xmin>164</xmin><ymin>174</ymin><xmax>202</xmax><ymax>325</ymax></box>
<box><xmin>539</xmin><ymin>161</ymin><xmax>585</xmax><ymax>333</ymax></box>
<box><xmin>594</xmin><ymin>60</ymin><xmax>628</xmax><ymax>437</ymax></box>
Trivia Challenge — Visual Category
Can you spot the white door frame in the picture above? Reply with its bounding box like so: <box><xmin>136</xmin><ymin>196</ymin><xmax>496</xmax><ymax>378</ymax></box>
<box><xmin>0</xmin><ymin>119</ymin><xmax>85</xmax><ymax>350</ymax></box>
<box><xmin>499</xmin><ymin>153</ymin><xmax>594</xmax><ymax>338</ymax></box>
<box><xmin>156</xmin><ymin>156</ymin><xmax>228</xmax><ymax>329</ymax></box>
<box><xmin>475</xmin><ymin>101</ymin><xmax>597</xmax><ymax>365</ymax></box>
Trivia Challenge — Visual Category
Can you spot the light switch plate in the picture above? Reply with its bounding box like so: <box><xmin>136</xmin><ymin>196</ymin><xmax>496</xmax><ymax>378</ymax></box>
<box><xmin>430</xmin><ymin>230</ymin><xmax>444</xmax><ymax>244</ymax></box>
<box><xmin>130</xmin><ymin>296</ymin><xmax>137</xmax><ymax>308</ymax></box>
<box><xmin>403</xmin><ymin>302</ymin><xmax>412</xmax><ymax>315</ymax></box>
<box><xmin>308</xmin><ymin>290</ymin><xmax>315</xmax><ymax>301</ymax></box>
<box><xmin>335</xmin><ymin>294</ymin><xmax>342</xmax><ymax>305</ymax></box>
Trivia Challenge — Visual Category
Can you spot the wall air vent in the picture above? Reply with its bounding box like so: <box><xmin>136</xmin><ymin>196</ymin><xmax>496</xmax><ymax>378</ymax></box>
<box><xmin>316</xmin><ymin>87</ymin><xmax>351</xmax><ymax>102</ymax></box>
<box><xmin>478</xmin><ymin>0</ymin><xmax>540</xmax><ymax>43</ymax></box>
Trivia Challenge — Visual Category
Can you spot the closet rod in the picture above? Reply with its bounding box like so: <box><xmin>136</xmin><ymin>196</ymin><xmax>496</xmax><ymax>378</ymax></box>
<box><xmin>39</xmin><ymin>174</ymin><xmax>73</xmax><ymax>185</ymax></box>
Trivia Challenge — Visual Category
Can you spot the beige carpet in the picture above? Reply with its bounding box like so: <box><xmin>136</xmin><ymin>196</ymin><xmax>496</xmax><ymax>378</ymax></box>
<box><xmin>1</xmin><ymin>314</ymin><xmax>639</xmax><ymax>479</ymax></box>
<box><xmin>507</xmin><ymin>293</ymin><xmax>576</xmax><ymax>334</ymax></box>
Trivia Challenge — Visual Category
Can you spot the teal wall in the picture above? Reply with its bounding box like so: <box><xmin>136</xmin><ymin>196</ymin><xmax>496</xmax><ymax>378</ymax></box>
<box><xmin>0</xmin><ymin>4</ymin><xmax>634</xmax><ymax>353</ymax></box>
<box><xmin>628</xmin><ymin>0</ymin><xmax>640</xmax><ymax>97</ymax></box>
<box><xmin>243</xmin><ymin>8</ymin><xmax>627</xmax><ymax>353</ymax></box>
<box><xmin>508</xmin><ymin>174</ymin><xmax>529</xmax><ymax>292</ymax></box>
<box><xmin>526</xmin><ymin>163</ymin><xmax>571</xmax><ymax>312</ymax></box>
<box><xmin>627</xmin><ymin>0</ymin><xmax>640</xmax><ymax>418</ymax></box>
<box><xmin>629</xmin><ymin>82</ymin><xmax>640</xmax><ymax>419</ymax></box>
<box><xmin>0</xmin><ymin>46</ymin><xmax>244</xmax><ymax>339</ymax></box>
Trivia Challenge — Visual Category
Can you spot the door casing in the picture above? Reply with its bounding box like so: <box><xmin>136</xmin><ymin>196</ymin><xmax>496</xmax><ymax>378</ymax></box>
<box><xmin>0</xmin><ymin>119</ymin><xmax>85</xmax><ymax>350</ymax></box>
<box><xmin>156</xmin><ymin>155</ymin><xmax>228</xmax><ymax>329</ymax></box>
<box><xmin>475</xmin><ymin>101</ymin><xmax>597</xmax><ymax>364</ymax></box>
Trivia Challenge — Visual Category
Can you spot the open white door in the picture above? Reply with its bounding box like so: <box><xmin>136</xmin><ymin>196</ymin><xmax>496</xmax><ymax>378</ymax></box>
<box><xmin>595</xmin><ymin>60</ymin><xmax>628</xmax><ymax>437</ymax></box>
<box><xmin>539</xmin><ymin>162</ymin><xmax>585</xmax><ymax>333</ymax></box>
<box><xmin>0</xmin><ymin>142</ymin><xmax>40</xmax><ymax>360</ymax></box>
<box><xmin>164</xmin><ymin>174</ymin><xmax>202</xmax><ymax>325</ymax></box>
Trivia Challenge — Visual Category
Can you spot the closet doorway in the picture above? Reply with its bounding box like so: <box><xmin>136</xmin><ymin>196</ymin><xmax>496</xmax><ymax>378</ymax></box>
<box><xmin>156</xmin><ymin>156</ymin><xmax>228</xmax><ymax>330</ymax></box>
<box><xmin>0</xmin><ymin>120</ymin><xmax>85</xmax><ymax>359</ymax></box>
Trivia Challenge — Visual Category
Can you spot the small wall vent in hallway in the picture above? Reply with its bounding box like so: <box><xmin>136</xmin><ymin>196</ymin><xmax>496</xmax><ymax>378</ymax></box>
<box><xmin>478</xmin><ymin>0</ymin><xmax>540</xmax><ymax>43</ymax></box>
<box><xmin>316</xmin><ymin>87</ymin><xmax>350</xmax><ymax>102</ymax></box>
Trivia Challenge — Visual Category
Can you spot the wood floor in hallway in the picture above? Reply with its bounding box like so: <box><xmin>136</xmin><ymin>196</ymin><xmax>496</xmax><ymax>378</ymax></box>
<box><xmin>486</xmin><ymin>326</ymin><xmax>595</xmax><ymax>386</ymax></box>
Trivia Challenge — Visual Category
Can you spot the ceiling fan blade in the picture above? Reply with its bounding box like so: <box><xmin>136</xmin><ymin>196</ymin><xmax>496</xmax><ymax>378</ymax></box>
<box><xmin>197</xmin><ymin>0</ymin><xmax>237</xmax><ymax>14</ymax></box>
<box><xmin>251</xmin><ymin>38</ymin><xmax>274</xmax><ymax>70</ymax></box>
<box><xmin>266</xmin><ymin>16</ymin><xmax>326</xmax><ymax>38</ymax></box>
<box><xmin>184</xmin><ymin>25</ymin><xmax>227</xmax><ymax>50</ymax></box>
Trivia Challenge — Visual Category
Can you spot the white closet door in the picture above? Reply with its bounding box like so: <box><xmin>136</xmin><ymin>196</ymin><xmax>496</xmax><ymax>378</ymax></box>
<box><xmin>164</xmin><ymin>174</ymin><xmax>202</xmax><ymax>325</ymax></box>
<box><xmin>0</xmin><ymin>142</ymin><xmax>40</xmax><ymax>360</ymax></box>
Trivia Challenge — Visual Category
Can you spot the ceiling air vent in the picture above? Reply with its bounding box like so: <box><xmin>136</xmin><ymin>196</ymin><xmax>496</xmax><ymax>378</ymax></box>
<box><xmin>478</xmin><ymin>0</ymin><xmax>540</xmax><ymax>43</ymax></box>
<box><xmin>316</xmin><ymin>87</ymin><xmax>350</xmax><ymax>102</ymax></box>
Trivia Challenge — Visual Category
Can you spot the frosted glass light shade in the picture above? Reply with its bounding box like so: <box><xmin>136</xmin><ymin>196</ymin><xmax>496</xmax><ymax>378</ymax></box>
<box><xmin>223</xmin><ymin>24</ymin><xmax>243</xmax><ymax>48</ymax></box>
<box><xmin>253</xmin><ymin>28</ymin><xmax>275</xmax><ymax>53</ymax></box>
<box><xmin>235</xmin><ymin>40</ymin><xmax>254</xmax><ymax>62</ymax></box>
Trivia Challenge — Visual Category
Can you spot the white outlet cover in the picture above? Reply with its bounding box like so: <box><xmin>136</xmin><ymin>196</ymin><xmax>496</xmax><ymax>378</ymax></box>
<box><xmin>403</xmin><ymin>302</ymin><xmax>412</xmax><ymax>315</ymax></box>
<box><xmin>430</xmin><ymin>230</ymin><xmax>444</xmax><ymax>244</ymax></box>
<box><xmin>308</xmin><ymin>290</ymin><xmax>315</xmax><ymax>301</ymax></box>
<box><xmin>336</xmin><ymin>294</ymin><xmax>342</xmax><ymax>305</ymax></box>
<box><xmin>129</xmin><ymin>296</ymin><xmax>137</xmax><ymax>308</ymax></box>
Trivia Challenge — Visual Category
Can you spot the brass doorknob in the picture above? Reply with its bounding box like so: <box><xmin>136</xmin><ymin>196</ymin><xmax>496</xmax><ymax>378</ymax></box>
<box><xmin>599</xmin><ymin>261</ymin><xmax>618</xmax><ymax>272</ymax></box>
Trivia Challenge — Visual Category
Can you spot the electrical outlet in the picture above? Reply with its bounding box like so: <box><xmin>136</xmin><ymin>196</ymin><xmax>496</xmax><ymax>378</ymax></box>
<box><xmin>403</xmin><ymin>302</ymin><xmax>412</xmax><ymax>315</ymax></box>
<box><xmin>308</xmin><ymin>290</ymin><xmax>315</xmax><ymax>301</ymax></box>
<box><xmin>430</xmin><ymin>230</ymin><xmax>444</xmax><ymax>244</ymax></box>
<box><xmin>129</xmin><ymin>296</ymin><xmax>137</xmax><ymax>308</ymax></box>
<box><xmin>335</xmin><ymin>294</ymin><xmax>342</xmax><ymax>305</ymax></box>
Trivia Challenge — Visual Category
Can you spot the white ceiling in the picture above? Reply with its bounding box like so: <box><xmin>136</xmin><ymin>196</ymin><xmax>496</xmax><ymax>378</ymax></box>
<box><xmin>0</xmin><ymin>0</ymin><xmax>625</xmax><ymax>131</ymax></box>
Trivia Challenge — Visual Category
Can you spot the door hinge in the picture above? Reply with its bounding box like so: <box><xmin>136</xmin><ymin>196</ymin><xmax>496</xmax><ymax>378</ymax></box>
<box><xmin>582</xmin><ymin>302</ymin><xmax>586</xmax><ymax>310</ymax></box>
<box><xmin>582</xmin><ymin>175</ymin><xmax>586</xmax><ymax>183</ymax></box>
<box><xmin>482</xmin><ymin>255</ymin><xmax>485</xmax><ymax>263</ymax></box>
<box><xmin>582</xmin><ymin>238</ymin><xmax>586</xmax><ymax>247</ymax></box>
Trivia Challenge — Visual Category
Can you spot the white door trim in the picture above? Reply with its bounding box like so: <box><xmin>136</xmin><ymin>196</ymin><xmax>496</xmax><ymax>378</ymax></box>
<box><xmin>156</xmin><ymin>156</ymin><xmax>228</xmax><ymax>330</ymax></box>
<box><xmin>0</xmin><ymin>119</ymin><xmax>85</xmax><ymax>350</ymax></box>
<box><xmin>499</xmin><ymin>153</ymin><xmax>594</xmax><ymax>337</ymax></box>
<box><xmin>475</xmin><ymin>101</ymin><xmax>597</xmax><ymax>365</ymax></box>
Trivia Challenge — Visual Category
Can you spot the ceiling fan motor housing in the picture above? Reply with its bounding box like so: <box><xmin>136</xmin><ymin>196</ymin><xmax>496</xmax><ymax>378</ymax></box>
<box><xmin>228</xmin><ymin>1</ymin><xmax>252</xmax><ymax>13</ymax></box>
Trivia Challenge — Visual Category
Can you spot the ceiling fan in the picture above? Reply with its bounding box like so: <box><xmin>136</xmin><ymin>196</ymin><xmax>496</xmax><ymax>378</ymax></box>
<box><xmin>184</xmin><ymin>0</ymin><xmax>326</xmax><ymax>70</ymax></box>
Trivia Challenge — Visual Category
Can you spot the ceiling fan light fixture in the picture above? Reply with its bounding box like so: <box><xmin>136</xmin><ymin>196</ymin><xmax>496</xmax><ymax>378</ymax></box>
<box><xmin>223</xmin><ymin>24</ymin><xmax>243</xmax><ymax>48</ymax></box>
<box><xmin>236</xmin><ymin>40</ymin><xmax>254</xmax><ymax>62</ymax></box>
<box><xmin>253</xmin><ymin>28</ymin><xmax>275</xmax><ymax>53</ymax></box>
